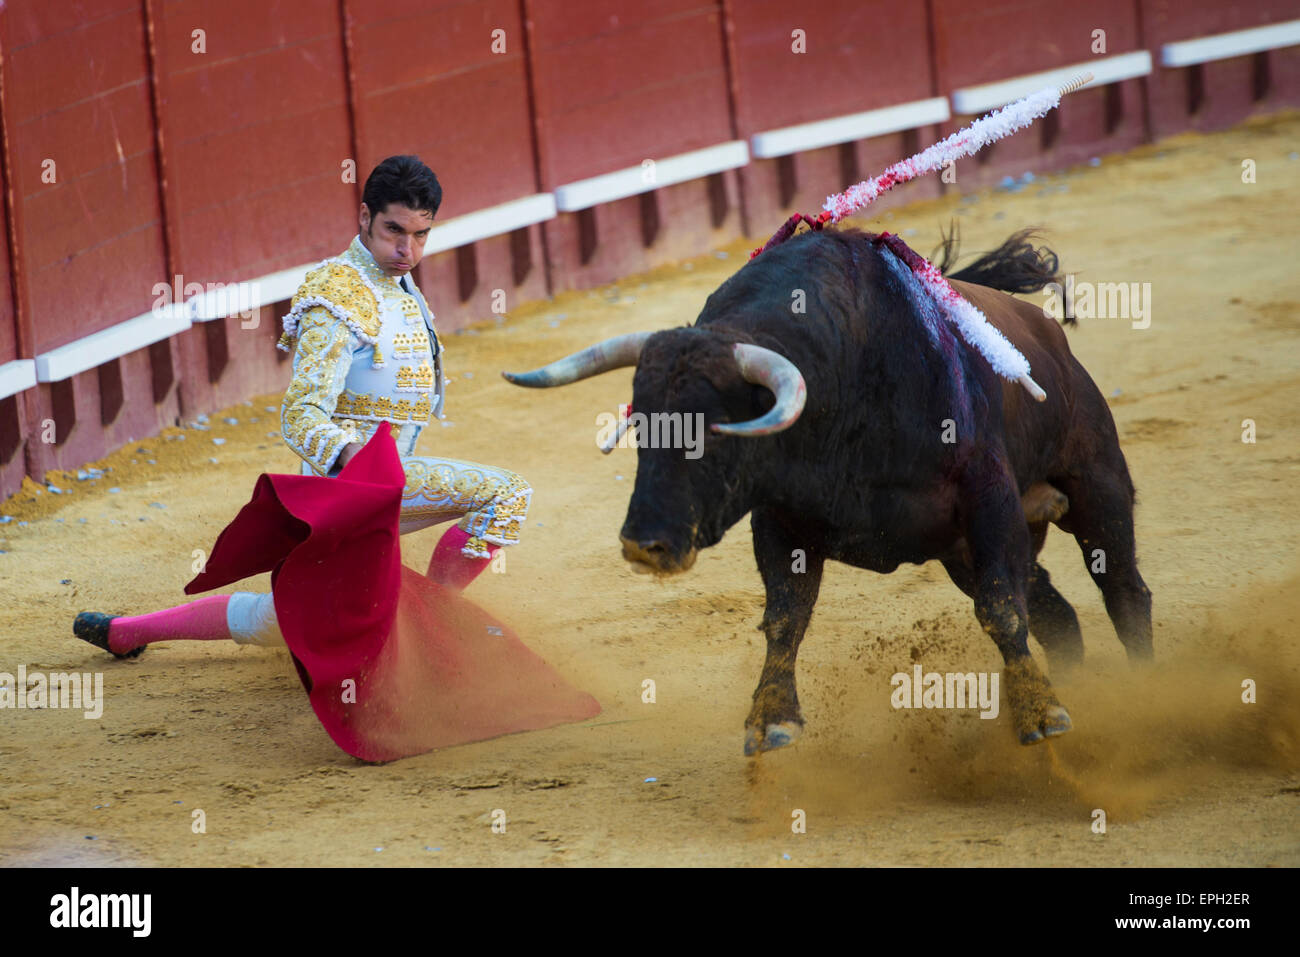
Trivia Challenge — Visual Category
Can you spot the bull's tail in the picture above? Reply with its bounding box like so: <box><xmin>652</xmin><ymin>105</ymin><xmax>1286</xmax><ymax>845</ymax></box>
<box><xmin>934</xmin><ymin>224</ymin><xmax>1071</xmax><ymax>324</ymax></box>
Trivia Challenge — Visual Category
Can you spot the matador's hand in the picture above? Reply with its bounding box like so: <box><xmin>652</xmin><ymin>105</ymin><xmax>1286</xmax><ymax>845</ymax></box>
<box><xmin>335</xmin><ymin>442</ymin><xmax>365</xmax><ymax>470</ymax></box>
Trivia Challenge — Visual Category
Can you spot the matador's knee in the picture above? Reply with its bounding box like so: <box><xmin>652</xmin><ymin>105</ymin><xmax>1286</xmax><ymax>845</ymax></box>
<box><xmin>455</xmin><ymin>469</ymin><xmax>533</xmax><ymax>559</ymax></box>
<box><xmin>397</xmin><ymin>457</ymin><xmax>534</xmax><ymax>559</ymax></box>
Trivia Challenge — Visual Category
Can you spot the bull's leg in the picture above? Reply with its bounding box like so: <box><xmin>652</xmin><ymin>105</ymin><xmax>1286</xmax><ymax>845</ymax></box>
<box><xmin>1056</xmin><ymin>472</ymin><xmax>1153</xmax><ymax>662</ymax></box>
<box><xmin>1027</xmin><ymin>562</ymin><xmax>1084</xmax><ymax>673</ymax></box>
<box><xmin>941</xmin><ymin>550</ymin><xmax>1083</xmax><ymax>677</ymax></box>
<box><xmin>960</xmin><ymin>458</ymin><xmax>1072</xmax><ymax>744</ymax></box>
<box><xmin>1024</xmin><ymin>520</ymin><xmax>1084</xmax><ymax>674</ymax></box>
<box><xmin>745</xmin><ymin>508</ymin><xmax>824</xmax><ymax>756</ymax></box>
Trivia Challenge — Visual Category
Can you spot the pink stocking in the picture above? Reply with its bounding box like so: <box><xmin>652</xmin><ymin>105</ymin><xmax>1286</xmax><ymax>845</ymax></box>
<box><xmin>426</xmin><ymin>526</ymin><xmax>500</xmax><ymax>591</ymax></box>
<box><xmin>107</xmin><ymin>595</ymin><xmax>232</xmax><ymax>655</ymax></box>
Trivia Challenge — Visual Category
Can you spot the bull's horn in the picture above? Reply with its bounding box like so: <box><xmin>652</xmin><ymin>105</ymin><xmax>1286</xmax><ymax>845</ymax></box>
<box><xmin>711</xmin><ymin>343</ymin><xmax>807</xmax><ymax>437</ymax></box>
<box><xmin>502</xmin><ymin>330</ymin><xmax>654</xmax><ymax>387</ymax></box>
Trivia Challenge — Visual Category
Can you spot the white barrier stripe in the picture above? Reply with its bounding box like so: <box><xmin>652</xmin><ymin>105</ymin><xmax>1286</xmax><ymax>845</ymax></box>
<box><xmin>0</xmin><ymin>358</ymin><xmax>36</xmax><ymax>399</ymax></box>
<box><xmin>35</xmin><ymin>304</ymin><xmax>192</xmax><ymax>383</ymax></box>
<box><xmin>951</xmin><ymin>52</ymin><xmax>1152</xmax><ymax>115</ymax></box>
<box><xmin>751</xmin><ymin>97</ymin><xmax>951</xmax><ymax>159</ymax></box>
<box><xmin>1161</xmin><ymin>19</ymin><xmax>1300</xmax><ymax>67</ymax></box>
<box><xmin>423</xmin><ymin>193</ymin><xmax>557</xmax><ymax>254</ymax></box>
<box><xmin>554</xmin><ymin>140</ymin><xmax>750</xmax><ymax>212</ymax></box>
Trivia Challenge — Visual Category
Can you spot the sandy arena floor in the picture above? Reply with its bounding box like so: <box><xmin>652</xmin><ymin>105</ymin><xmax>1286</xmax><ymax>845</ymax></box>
<box><xmin>2</xmin><ymin>112</ymin><xmax>1298</xmax><ymax>867</ymax></box>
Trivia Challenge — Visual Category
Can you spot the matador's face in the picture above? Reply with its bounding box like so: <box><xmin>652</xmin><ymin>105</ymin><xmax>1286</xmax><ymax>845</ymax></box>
<box><xmin>359</xmin><ymin>202</ymin><xmax>434</xmax><ymax>278</ymax></box>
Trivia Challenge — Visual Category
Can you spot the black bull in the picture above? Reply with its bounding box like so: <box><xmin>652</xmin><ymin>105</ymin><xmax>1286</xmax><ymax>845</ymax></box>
<box><xmin>504</xmin><ymin>228</ymin><xmax>1152</xmax><ymax>754</ymax></box>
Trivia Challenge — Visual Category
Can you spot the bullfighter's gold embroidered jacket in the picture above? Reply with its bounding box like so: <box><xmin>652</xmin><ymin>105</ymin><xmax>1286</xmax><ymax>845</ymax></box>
<box><xmin>277</xmin><ymin>235</ymin><xmax>445</xmax><ymax>475</ymax></box>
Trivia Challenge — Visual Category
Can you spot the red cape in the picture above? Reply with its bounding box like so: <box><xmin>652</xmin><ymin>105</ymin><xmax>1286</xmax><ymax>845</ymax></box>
<box><xmin>185</xmin><ymin>425</ymin><xmax>600</xmax><ymax>761</ymax></box>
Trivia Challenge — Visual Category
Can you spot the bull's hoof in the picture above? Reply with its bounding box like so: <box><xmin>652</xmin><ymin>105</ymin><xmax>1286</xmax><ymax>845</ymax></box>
<box><xmin>1043</xmin><ymin>705</ymin><xmax>1072</xmax><ymax>737</ymax></box>
<box><xmin>743</xmin><ymin>720</ymin><xmax>803</xmax><ymax>756</ymax></box>
<box><xmin>1004</xmin><ymin>657</ymin><xmax>1072</xmax><ymax>746</ymax></box>
<box><xmin>1018</xmin><ymin>704</ymin><xmax>1073</xmax><ymax>745</ymax></box>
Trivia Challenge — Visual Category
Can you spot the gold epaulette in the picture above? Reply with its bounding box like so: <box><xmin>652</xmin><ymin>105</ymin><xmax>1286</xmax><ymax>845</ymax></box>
<box><xmin>277</xmin><ymin>261</ymin><xmax>381</xmax><ymax>351</ymax></box>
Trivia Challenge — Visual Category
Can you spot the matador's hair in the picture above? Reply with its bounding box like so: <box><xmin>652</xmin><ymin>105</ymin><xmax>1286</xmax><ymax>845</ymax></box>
<box><xmin>362</xmin><ymin>155</ymin><xmax>443</xmax><ymax>219</ymax></box>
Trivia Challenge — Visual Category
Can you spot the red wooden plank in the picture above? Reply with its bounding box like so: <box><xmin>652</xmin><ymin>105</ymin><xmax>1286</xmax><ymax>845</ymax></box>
<box><xmin>162</xmin><ymin>38</ymin><xmax>348</xmax><ymax>143</ymax></box>
<box><xmin>174</xmin><ymin>303</ymin><xmax>290</xmax><ymax>421</ymax></box>
<box><xmin>346</xmin><ymin>0</ymin><xmax>509</xmax><ymax>29</ymax></box>
<box><xmin>1271</xmin><ymin>46</ymin><xmax>1300</xmax><ymax>107</ymax></box>
<box><xmin>173</xmin><ymin>171</ymin><xmax>355</xmax><ymax>281</ymax></box>
<box><xmin>533</xmin><ymin>9</ymin><xmax>725</xmax><ymax>112</ymax></box>
<box><xmin>5</xmin><ymin>7</ymin><xmax>146</xmax><ymax>126</ymax></box>
<box><xmin>418</xmin><ymin>226</ymin><xmax>550</xmax><ymax>334</ymax></box>
<box><xmin>23</xmin><ymin>345</ymin><xmax>180</xmax><ymax>481</ymax></box>
<box><xmin>11</xmin><ymin>85</ymin><xmax>156</xmax><ymax>204</ymax></box>
<box><xmin>727</xmin><ymin>0</ymin><xmax>934</xmax><ymax>133</ymax></box>
<box><xmin>531</xmin><ymin>9</ymin><xmax>731</xmax><ymax>184</ymax></box>
<box><xmin>541</xmin><ymin>172</ymin><xmax>743</xmax><ymax>293</ymax></box>
<box><xmin>528</xmin><ymin>0</ymin><xmax>709</xmax><ymax>49</ymax></box>
<box><xmin>1140</xmin><ymin>0</ymin><xmax>1300</xmax><ymax>44</ymax></box>
<box><xmin>349</xmin><ymin>0</ymin><xmax>520</xmax><ymax>89</ymax></box>
<box><xmin>17</xmin><ymin>149</ymin><xmax>160</xmax><ymax>284</ymax></box>
<box><xmin>150</xmin><ymin>3</ymin><xmax>354</xmax><ymax>280</ymax></box>
<box><xmin>360</xmin><ymin>62</ymin><xmax>539</xmax><ymax>217</ymax></box>
<box><xmin>347</xmin><ymin>0</ymin><xmax>538</xmax><ymax>215</ymax></box>
<box><xmin>5</xmin><ymin>0</ymin><xmax>133</xmax><ymax>48</ymax></box>
<box><xmin>932</xmin><ymin>0</ymin><xmax>1140</xmax><ymax>90</ymax></box>
<box><xmin>167</xmin><ymin>100</ymin><xmax>351</xmax><ymax>218</ymax></box>
<box><xmin>543</xmin><ymin>71</ymin><xmax>732</xmax><ymax>183</ymax></box>
<box><xmin>5</xmin><ymin>5</ymin><xmax>168</xmax><ymax>355</ymax></box>
<box><xmin>157</xmin><ymin>0</ymin><xmax>337</xmax><ymax>60</ymax></box>
<box><xmin>0</xmin><ymin>254</ymin><xmax>12</xmax><ymax>363</ymax></box>
<box><xmin>0</xmin><ymin>2</ymin><xmax>34</xmax><ymax>374</ymax></box>
<box><xmin>0</xmin><ymin>393</ymin><xmax>30</xmax><ymax>499</ymax></box>
<box><xmin>0</xmin><ymin>32</ymin><xmax>13</xmax><ymax>365</ymax></box>
<box><xmin>1139</xmin><ymin>0</ymin><xmax>1300</xmax><ymax>138</ymax></box>
<box><xmin>28</xmin><ymin>223</ymin><xmax>167</xmax><ymax>354</ymax></box>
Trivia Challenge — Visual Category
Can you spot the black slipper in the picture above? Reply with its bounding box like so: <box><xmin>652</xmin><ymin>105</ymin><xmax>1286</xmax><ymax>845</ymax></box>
<box><xmin>73</xmin><ymin>612</ymin><xmax>144</xmax><ymax>660</ymax></box>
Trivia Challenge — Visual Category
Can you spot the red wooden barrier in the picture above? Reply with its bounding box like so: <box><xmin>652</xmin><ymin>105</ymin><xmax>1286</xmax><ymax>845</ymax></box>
<box><xmin>151</xmin><ymin>0</ymin><xmax>355</xmax><ymax>417</ymax></box>
<box><xmin>6</xmin><ymin>0</ymin><xmax>179</xmax><ymax>483</ymax></box>
<box><xmin>4</xmin><ymin>0</ymin><xmax>1300</xmax><ymax>504</ymax></box>
<box><xmin>1141</xmin><ymin>0</ymin><xmax>1300</xmax><ymax>140</ymax></box>
<box><xmin>0</xmin><ymin>392</ymin><xmax>24</xmax><ymax>502</ymax></box>
<box><xmin>727</xmin><ymin>0</ymin><xmax>943</xmax><ymax>234</ymax></box>
<box><xmin>527</xmin><ymin>0</ymin><xmax>744</xmax><ymax>291</ymax></box>
<box><xmin>0</xmin><ymin>7</ymin><xmax>24</xmax><ymax>501</ymax></box>
<box><xmin>342</xmin><ymin>0</ymin><xmax>549</xmax><ymax>331</ymax></box>
<box><xmin>7</xmin><ymin>0</ymin><xmax>168</xmax><ymax>351</ymax></box>
<box><xmin>420</xmin><ymin>226</ymin><xmax>551</xmax><ymax>334</ymax></box>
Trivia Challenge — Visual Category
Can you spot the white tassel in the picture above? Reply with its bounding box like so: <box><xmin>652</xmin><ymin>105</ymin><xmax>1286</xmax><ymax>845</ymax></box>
<box><xmin>818</xmin><ymin>74</ymin><xmax>1095</xmax><ymax>402</ymax></box>
<box><xmin>823</xmin><ymin>73</ymin><xmax>1094</xmax><ymax>222</ymax></box>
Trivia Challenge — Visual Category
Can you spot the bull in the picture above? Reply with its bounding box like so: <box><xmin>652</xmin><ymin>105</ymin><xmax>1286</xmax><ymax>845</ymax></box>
<box><xmin>504</xmin><ymin>228</ymin><xmax>1152</xmax><ymax>754</ymax></box>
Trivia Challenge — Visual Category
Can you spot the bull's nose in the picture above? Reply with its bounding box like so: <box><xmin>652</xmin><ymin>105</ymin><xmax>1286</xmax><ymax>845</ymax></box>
<box><xmin>620</xmin><ymin>536</ymin><xmax>669</xmax><ymax>565</ymax></box>
<box><xmin>619</xmin><ymin>534</ymin><xmax>698</xmax><ymax>574</ymax></box>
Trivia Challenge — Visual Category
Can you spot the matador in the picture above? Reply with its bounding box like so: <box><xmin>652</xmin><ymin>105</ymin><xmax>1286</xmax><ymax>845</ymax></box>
<box><xmin>74</xmin><ymin>155</ymin><xmax>533</xmax><ymax>656</ymax></box>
